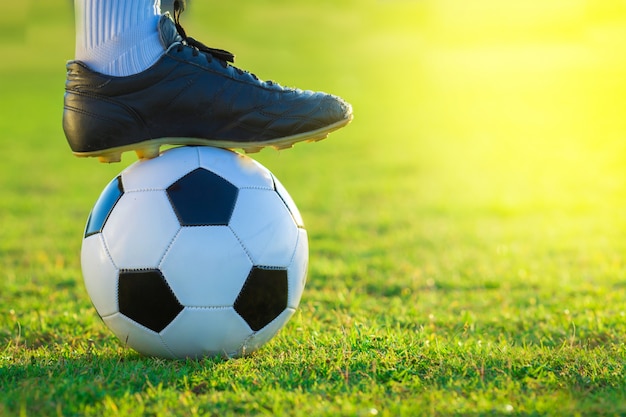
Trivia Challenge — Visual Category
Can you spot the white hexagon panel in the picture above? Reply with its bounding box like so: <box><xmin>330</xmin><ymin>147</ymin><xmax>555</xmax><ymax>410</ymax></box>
<box><xmin>229</xmin><ymin>188</ymin><xmax>299</xmax><ymax>267</ymax></box>
<box><xmin>160</xmin><ymin>226</ymin><xmax>253</xmax><ymax>306</ymax></box>
<box><xmin>81</xmin><ymin>234</ymin><xmax>119</xmax><ymax>317</ymax></box>
<box><xmin>102</xmin><ymin>190</ymin><xmax>180</xmax><ymax>269</ymax></box>
<box><xmin>161</xmin><ymin>308</ymin><xmax>253</xmax><ymax>358</ymax></box>
<box><xmin>198</xmin><ymin>146</ymin><xmax>274</xmax><ymax>190</ymax></box>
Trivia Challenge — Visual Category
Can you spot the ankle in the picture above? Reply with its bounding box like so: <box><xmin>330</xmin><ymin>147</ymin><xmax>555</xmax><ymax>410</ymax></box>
<box><xmin>74</xmin><ymin>1</ymin><xmax>165</xmax><ymax>76</ymax></box>
<box><xmin>78</xmin><ymin>18</ymin><xmax>164</xmax><ymax>76</ymax></box>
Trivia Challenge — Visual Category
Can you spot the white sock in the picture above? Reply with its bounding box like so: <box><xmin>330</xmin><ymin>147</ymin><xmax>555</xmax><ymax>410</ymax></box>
<box><xmin>74</xmin><ymin>0</ymin><xmax>165</xmax><ymax>77</ymax></box>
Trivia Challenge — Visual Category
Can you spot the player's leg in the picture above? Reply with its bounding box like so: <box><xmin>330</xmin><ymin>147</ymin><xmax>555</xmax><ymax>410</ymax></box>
<box><xmin>74</xmin><ymin>0</ymin><xmax>164</xmax><ymax>76</ymax></box>
<box><xmin>64</xmin><ymin>0</ymin><xmax>352</xmax><ymax>163</ymax></box>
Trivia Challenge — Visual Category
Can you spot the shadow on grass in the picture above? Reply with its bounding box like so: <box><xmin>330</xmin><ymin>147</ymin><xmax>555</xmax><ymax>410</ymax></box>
<box><xmin>2</xmin><ymin>332</ymin><xmax>626</xmax><ymax>416</ymax></box>
<box><xmin>0</xmin><ymin>344</ymin><xmax>231</xmax><ymax>415</ymax></box>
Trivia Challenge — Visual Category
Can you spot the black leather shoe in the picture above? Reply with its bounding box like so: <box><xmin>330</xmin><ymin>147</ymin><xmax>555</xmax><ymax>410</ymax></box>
<box><xmin>63</xmin><ymin>12</ymin><xmax>352</xmax><ymax>162</ymax></box>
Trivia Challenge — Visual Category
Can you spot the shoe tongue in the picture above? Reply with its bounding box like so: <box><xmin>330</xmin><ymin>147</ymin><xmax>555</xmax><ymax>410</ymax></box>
<box><xmin>157</xmin><ymin>13</ymin><xmax>183</xmax><ymax>49</ymax></box>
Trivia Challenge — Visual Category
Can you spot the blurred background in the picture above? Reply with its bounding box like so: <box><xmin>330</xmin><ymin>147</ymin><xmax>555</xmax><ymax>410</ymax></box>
<box><xmin>3</xmin><ymin>0</ymin><xmax>626</xmax><ymax>197</ymax></box>
<box><xmin>2</xmin><ymin>0</ymin><xmax>626</xmax><ymax>270</ymax></box>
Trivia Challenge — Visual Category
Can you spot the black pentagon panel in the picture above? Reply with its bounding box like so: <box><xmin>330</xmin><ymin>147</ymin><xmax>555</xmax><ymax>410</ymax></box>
<box><xmin>84</xmin><ymin>176</ymin><xmax>124</xmax><ymax>237</ymax></box>
<box><xmin>234</xmin><ymin>267</ymin><xmax>288</xmax><ymax>331</ymax></box>
<box><xmin>166</xmin><ymin>168</ymin><xmax>239</xmax><ymax>226</ymax></box>
<box><xmin>118</xmin><ymin>269</ymin><xmax>183</xmax><ymax>332</ymax></box>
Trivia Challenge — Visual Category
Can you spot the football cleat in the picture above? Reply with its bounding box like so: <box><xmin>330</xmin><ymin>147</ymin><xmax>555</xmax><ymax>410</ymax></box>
<box><xmin>63</xmin><ymin>7</ymin><xmax>352</xmax><ymax>162</ymax></box>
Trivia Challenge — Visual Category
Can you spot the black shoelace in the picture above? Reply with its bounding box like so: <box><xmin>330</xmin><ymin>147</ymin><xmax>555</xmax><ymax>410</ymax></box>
<box><xmin>173</xmin><ymin>0</ymin><xmax>236</xmax><ymax>64</ymax></box>
<box><xmin>172</xmin><ymin>0</ymin><xmax>269</xmax><ymax>82</ymax></box>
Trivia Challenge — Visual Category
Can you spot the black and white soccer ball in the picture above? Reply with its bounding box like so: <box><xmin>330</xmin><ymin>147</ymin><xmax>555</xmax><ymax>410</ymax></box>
<box><xmin>81</xmin><ymin>146</ymin><xmax>308</xmax><ymax>358</ymax></box>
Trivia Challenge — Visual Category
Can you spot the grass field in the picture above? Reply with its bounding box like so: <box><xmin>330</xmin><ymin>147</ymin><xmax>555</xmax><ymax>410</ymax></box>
<box><xmin>2</xmin><ymin>0</ymin><xmax>626</xmax><ymax>415</ymax></box>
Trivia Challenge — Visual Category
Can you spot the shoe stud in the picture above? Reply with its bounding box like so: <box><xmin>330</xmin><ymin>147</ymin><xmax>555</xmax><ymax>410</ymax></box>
<box><xmin>243</xmin><ymin>146</ymin><xmax>263</xmax><ymax>154</ymax></box>
<box><xmin>275</xmin><ymin>143</ymin><xmax>294</xmax><ymax>151</ymax></box>
<box><xmin>309</xmin><ymin>133</ymin><xmax>329</xmax><ymax>143</ymax></box>
<box><xmin>136</xmin><ymin>145</ymin><xmax>161</xmax><ymax>160</ymax></box>
<box><xmin>98</xmin><ymin>152</ymin><xmax>122</xmax><ymax>163</ymax></box>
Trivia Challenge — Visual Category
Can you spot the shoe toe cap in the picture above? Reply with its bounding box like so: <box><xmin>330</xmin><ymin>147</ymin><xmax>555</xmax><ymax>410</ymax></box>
<box><xmin>323</xmin><ymin>94</ymin><xmax>353</xmax><ymax>122</ymax></box>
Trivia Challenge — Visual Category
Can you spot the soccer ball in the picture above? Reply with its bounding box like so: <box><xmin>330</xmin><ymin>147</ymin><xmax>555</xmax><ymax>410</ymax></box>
<box><xmin>81</xmin><ymin>146</ymin><xmax>308</xmax><ymax>359</ymax></box>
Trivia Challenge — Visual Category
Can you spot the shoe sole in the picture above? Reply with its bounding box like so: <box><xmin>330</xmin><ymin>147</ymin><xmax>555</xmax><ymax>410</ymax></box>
<box><xmin>74</xmin><ymin>115</ymin><xmax>353</xmax><ymax>163</ymax></box>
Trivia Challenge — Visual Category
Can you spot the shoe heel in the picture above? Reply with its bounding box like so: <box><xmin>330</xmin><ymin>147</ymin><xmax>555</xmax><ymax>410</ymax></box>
<box><xmin>64</xmin><ymin>88</ymin><xmax>150</xmax><ymax>159</ymax></box>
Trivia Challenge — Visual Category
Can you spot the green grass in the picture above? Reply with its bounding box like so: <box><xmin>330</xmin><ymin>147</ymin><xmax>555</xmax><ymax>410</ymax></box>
<box><xmin>2</xmin><ymin>0</ymin><xmax>626</xmax><ymax>415</ymax></box>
